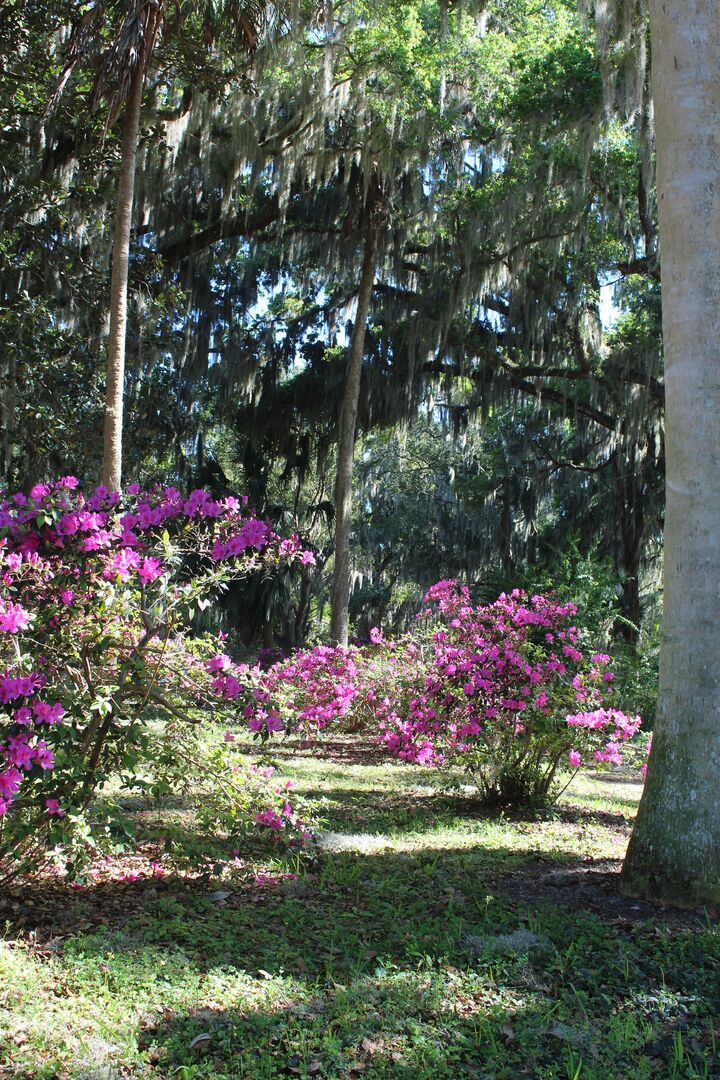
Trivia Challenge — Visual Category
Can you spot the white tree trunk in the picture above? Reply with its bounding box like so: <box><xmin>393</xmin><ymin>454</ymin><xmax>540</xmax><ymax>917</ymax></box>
<box><xmin>621</xmin><ymin>0</ymin><xmax>720</xmax><ymax>905</ymax></box>
<box><xmin>329</xmin><ymin>222</ymin><xmax>378</xmax><ymax>646</ymax></box>
<box><xmin>102</xmin><ymin>65</ymin><xmax>144</xmax><ymax>492</ymax></box>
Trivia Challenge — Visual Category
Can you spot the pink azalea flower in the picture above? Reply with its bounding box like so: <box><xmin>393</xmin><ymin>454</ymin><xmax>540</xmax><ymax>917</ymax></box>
<box><xmin>138</xmin><ymin>557</ymin><xmax>164</xmax><ymax>584</ymax></box>
<box><xmin>0</xmin><ymin>602</ymin><xmax>32</xmax><ymax>633</ymax></box>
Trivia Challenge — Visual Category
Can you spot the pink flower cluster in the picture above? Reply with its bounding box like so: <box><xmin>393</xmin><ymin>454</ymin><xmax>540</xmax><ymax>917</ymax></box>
<box><xmin>203</xmin><ymin>655</ymin><xmax>287</xmax><ymax>735</ymax></box>
<box><xmin>0</xmin><ymin>602</ymin><xmax>33</xmax><ymax>633</ymax></box>
<box><xmin>0</xmin><ymin>478</ymin><xmax>284</xmax><ymax>574</ymax></box>
<box><xmin>247</xmin><ymin>766</ymin><xmax>310</xmax><ymax>844</ymax></box>
<box><xmin>0</xmin><ymin>477</ymin><xmax>314</xmax><ymax>855</ymax></box>
<box><xmin>418</xmin><ymin>579</ymin><xmax>471</xmax><ymax>618</ymax></box>
<box><xmin>371</xmin><ymin>588</ymin><xmax>642</xmax><ymax>779</ymax></box>
<box><xmin>0</xmin><ymin>676</ymin><xmax>65</xmax><ymax>816</ymax></box>
<box><xmin>565</xmin><ymin>708</ymin><xmax>642</xmax><ymax>765</ymax></box>
<box><xmin>203</xmin><ymin>644</ymin><xmax>364</xmax><ymax>740</ymax></box>
<box><xmin>258</xmin><ymin>646</ymin><xmax>360</xmax><ymax>732</ymax></box>
<box><xmin>240</xmin><ymin>581</ymin><xmax>645</xmax><ymax>805</ymax></box>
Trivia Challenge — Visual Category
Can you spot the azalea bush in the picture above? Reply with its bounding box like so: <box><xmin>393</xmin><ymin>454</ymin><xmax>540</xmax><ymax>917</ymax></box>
<box><xmin>0</xmin><ymin>478</ymin><xmax>311</xmax><ymax>881</ymax></box>
<box><xmin>369</xmin><ymin>580</ymin><xmax>643</xmax><ymax>806</ymax></box>
<box><xmin>216</xmin><ymin>632</ymin><xmax>400</xmax><ymax>739</ymax></box>
<box><xmin>249</xmin><ymin>645</ymin><xmax>363</xmax><ymax>733</ymax></box>
<box><xmin>238</xmin><ymin>580</ymin><xmax>643</xmax><ymax>808</ymax></box>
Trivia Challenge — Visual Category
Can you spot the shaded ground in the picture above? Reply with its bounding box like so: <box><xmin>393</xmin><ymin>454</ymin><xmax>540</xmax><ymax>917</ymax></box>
<box><xmin>1</xmin><ymin>741</ymin><xmax>718</xmax><ymax>1079</ymax></box>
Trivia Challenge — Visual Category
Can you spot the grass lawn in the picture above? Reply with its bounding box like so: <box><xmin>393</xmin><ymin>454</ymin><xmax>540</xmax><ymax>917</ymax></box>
<box><xmin>1</xmin><ymin>740</ymin><xmax>718</xmax><ymax>1079</ymax></box>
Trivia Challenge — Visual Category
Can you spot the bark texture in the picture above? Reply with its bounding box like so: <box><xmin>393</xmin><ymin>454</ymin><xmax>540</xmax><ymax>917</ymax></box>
<box><xmin>102</xmin><ymin>64</ymin><xmax>144</xmax><ymax>492</ymax></box>
<box><xmin>329</xmin><ymin>221</ymin><xmax>379</xmax><ymax>646</ymax></box>
<box><xmin>621</xmin><ymin>0</ymin><xmax>720</xmax><ymax>905</ymax></box>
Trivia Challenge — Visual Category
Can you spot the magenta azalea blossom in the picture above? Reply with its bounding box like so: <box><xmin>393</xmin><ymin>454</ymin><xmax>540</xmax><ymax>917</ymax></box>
<box><xmin>0</xmin><ymin>602</ymin><xmax>32</xmax><ymax>633</ymax></box>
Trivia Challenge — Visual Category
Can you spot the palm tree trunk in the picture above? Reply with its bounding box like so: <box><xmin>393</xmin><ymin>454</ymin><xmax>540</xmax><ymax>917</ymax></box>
<box><xmin>329</xmin><ymin>221</ymin><xmax>379</xmax><ymax>646</ymax></box>
<box><xmin>615</xmin><ymin>453</ymin><xmax>643</xmax><ymax>645</ymax></box>
<box><xmin>102</xmin><ymin>64</ymin><xmax>144</xmax><ymax>492</ymax></box>
<box><xmin>620</xmin><ymin>0</ymin><xmax>720</xmax><ymax>905</ymax></box>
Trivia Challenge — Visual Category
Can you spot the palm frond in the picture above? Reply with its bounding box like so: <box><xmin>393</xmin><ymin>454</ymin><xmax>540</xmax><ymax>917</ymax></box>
<box><xmin>91</xmin><ymin>0</ymin><xmax>163</xmax><ymax>120</ymax></box>
<box><xmin>49</xmin><ymin>0</ymin><xmax>308</xmax><ymax>119</ymax></box>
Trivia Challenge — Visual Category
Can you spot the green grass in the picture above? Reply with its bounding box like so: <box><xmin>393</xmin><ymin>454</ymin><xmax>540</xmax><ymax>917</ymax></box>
<box><xmin>1</xmin><ymin>746</ymin><xmax>718</xmax><ymax>1079</ymax></box>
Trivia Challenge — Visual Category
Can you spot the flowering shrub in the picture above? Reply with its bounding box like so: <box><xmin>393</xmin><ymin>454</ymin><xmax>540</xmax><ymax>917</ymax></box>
<box><xmin>241</xmin><ymin>580</ymin><xmax>643</xmax><ymax>808</ymax></box>
<box><xmin>0</xmin><ymin>478</ymin><xmax>311</xmax><ymax>881</ymax></box>
<box><xmin>371</xmin><ymin>583</ymin><xmax>642</xmax><ymax>805</ymax></box>
<box><xmin>252</xmin><ymin>646</ymin><xmax>363</xmax><ymax>733</ymax></box>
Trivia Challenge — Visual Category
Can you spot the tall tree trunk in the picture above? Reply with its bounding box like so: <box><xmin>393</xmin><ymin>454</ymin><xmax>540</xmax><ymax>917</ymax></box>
<box><xmin>294</xmin><ymin>570</ymin><xmax>312</xmax><ymax>647</ymax></box>
<box><xmin>102</xmin><ymin>65</ymin><xmax>144</xmax><ymax>492</ymax></box>
<box><xmin>329</xmin><ymin>221</ymin><xmax>379</xmax><ymax>646</ymax></box>
<box><xmin>620</xmin><ymin>0</ymin><xmax>720</xmax><ymax>905</ymax></box>
<box><xmin>615</xmin><ymin>452</ymin><xmax>643</xmax><ymax>645</ymax></box>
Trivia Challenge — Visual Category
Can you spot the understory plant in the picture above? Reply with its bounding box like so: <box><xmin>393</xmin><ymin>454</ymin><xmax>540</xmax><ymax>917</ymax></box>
<box><xmin>0</xmin><ymin>478</ymin><xmax>312</xmax><ymax>881</ymax></box>
<box><xmin>230</xmin><ymin>579</ymin><xmax>643</xmax><ymax>808</ymax></box>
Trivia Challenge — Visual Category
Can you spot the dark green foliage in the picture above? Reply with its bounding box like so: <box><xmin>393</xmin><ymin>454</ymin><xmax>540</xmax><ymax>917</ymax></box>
<box><xmin>0</xmin><ymin>0</ymin><xmax>662</xmax><ymax>653</ymax></box>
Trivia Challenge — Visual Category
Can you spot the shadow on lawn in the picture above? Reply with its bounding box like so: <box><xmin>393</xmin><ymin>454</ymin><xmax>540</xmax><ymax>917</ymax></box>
<box><xmin>0</xmin><ymin>773</ymin><xmax>664</xmax><ymax>948</ymax></box>
<box><xmin>5</xmin><ymin>831</ymin><xmax>717</xmax><ymax>1077</ymax></box>
<box><xmin>2</xmin><ymin>821</ymin><xmax>707</xmax><ymax>950</ymax></box>
<box><xmin>135</xmin><ymin>986</ymin><xmax>599</xmax><ymax>1080</ymax></box>
<box><xmin>301</xmin><ymin>782</ymin><xmax>638</xmax><ymax>834</ymax></box>
<box><xmin>3</xmin><ymin>742</ymin><xmax>714</xmax><ymax>1080</ymax></box>
<box><xmin>24</xmin><ymin>837</ymin><xmax>709</xmax><ymax>1074</ymax></box>
<box><xmin>237</xmin><ymin>736</ymin><xmax>397</xmax><ymax>768</ymax></box>
<box><xmin>136</xmin><ymin>979</ymin><xmax>720</xmax><ymax>1080</ymax></box>
<box><xmin>119</xmin><ymin>854</ymin><xmax>718</xmax><ymax>1080</ymax></box>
